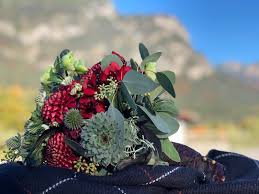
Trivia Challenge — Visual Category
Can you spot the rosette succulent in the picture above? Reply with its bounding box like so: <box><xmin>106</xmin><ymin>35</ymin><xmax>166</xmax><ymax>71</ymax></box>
<box><xmin>81</xmin><ymin>107</ymin><xmax>126</xmax><ymax>167</ymax></box>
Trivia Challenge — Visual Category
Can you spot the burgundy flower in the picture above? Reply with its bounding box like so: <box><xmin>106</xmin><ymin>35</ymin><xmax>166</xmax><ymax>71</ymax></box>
<box><xmin>45</xmin><ymin>132</ymin><xmax>79</xmax><ymax>169</ymax></box>
<box><xmin>79</xmin><ymin>96</ymin><xmax>106</xmax><ymax>119</ymax></box>
<box><xmin>42</xmin><ymin>86</ymin><xmax>77</xmax><ymax>125</ymax></box>
<box><xmin>101</xmin><ymin>63</ymin><xmax>131</xmax><ymax>82</ymax></box>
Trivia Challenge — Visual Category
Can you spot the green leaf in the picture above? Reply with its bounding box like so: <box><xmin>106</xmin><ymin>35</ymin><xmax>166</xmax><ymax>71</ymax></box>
<box><xmin>153</xmin><ymin>98</ymin><xmax>179</xmax><ymax>117</ymax></box>
<box><xmin>25</xmin><ymin>129</ymin><xmax>57</xmax><ymax>166</ymax></box>
<box><xmin>141</xmin><ymin>52</ymin><xmax>162</xmax><ymax>66</ymax></box>
<box><xmin>119</xmin><ymin>82</ymin><xmax>137</xmax><ymax>110</ymax></box>
<box><xmin>65</xmin><ymin>138</ymin><xmax>90</xmax><ymax>157</ymax></box>
<box><xmin>138</xmin><ymin>106</ymin><xmax>179</xmax><ymax>135</ymax></box>
<box><xmin>156</xmin><ymin>71</ymin><xmax>176</xmax><ymax>98</ymax></box>
<box><xmin>101</xmin><ymin>54</ymin><xmax>123</xmax><ymax>70</ymax></box>
<box><xmin>123</xmin><ymin>70</ymin><xmax>159</xmax><ymax>94</ymax></box>
<box><xmin>6</xmin><ymin>134</ymin><xmax>22</xmax><ymax>150</ymax></box>
<box><xmin>107</xmin><ymin>106</ymin><xmax>124</xmax><ymax>131</ymax></box>
<box><xmin>149</xmin><ymin>86</ymin><xmax>164</xmax><ymax>101</ymax></box>
<box><xmin>139</xmin><ymin>43</ymin><xmax>150</xmax><ymax>60</ymax></box>
<box><xmin>143</xmin><ymin>96</ymin><xmax>156</xmax><ymax>115</ymax></box>
<box><xmin>130</xmin><ymin>58</ymin><xmax>139</xmax><ymax>71</ymax></box>
<box><xmin>160</xmin><ymin>139</ymin><xmax>180</xmax><ymax>162</ymax></box>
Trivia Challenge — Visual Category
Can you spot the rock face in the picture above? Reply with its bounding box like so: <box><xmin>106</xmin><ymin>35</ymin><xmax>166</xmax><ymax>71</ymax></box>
<box><xmin>0</xmin><ymin>0</ymin><xmax>212</xmax><ymax>86</ymax></box>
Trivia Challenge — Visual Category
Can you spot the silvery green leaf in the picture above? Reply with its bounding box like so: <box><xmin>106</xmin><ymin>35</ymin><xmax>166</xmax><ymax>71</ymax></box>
<box><xmin>139</xmin><ymin>43</ymin><xmax>150</xmax><ymax>60</ymax></box>
<box><xmin>138</xmin><ymin>106</ymin><xmax>179</xmax><ymax>135</ymax></box>
<box><xmin>156</xmin><ymin>71</ymin><xmax>176</xmax><ymax>98</ymax></box>
<box><xmin>123</xmin><ymin>70</ymin><xmax>159</xmax><ymax>94</ymax></box>
<box><xmin>101</xmin><ymin>54</ymin><xmax>123</xmax><ymax>69</ymax></box>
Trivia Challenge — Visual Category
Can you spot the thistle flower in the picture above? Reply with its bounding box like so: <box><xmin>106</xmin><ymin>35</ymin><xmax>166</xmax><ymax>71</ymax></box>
<box><xmin>64</xmin><ymin>109</ymin><xmax>83</xmax><ymax>130</ymax></box>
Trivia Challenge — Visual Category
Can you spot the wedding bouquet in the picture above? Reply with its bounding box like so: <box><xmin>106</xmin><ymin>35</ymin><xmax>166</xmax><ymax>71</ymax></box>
<box><xmin>4</xmin><ymin>43</ymin><xmax>180</xmax><ymax>175</ymax></box>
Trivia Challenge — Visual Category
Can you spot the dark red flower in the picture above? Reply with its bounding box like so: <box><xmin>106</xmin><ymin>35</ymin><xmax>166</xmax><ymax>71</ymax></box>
<box><xmin>42</xmin><ymin>86</ymin><xmax>77</xmax><ymax>125</ymax></box>
<box><xmin>45</xmin><ymin>132</ymin><xmax>79</xmax><ymax>169</ymax></box>
<box><xmin>101</xmin><ymin>63</ymin><xmax>131</xmax><ymax>82</ymax></box>
<box><xmin>112</xmin><ymin>51</ymin><xmax>127</xmax><ymax>65</ymax></box>
<box><xmin>79</xmin><ymin>96</ymin><xmax>107</xmax><ymax>119</ymax></box>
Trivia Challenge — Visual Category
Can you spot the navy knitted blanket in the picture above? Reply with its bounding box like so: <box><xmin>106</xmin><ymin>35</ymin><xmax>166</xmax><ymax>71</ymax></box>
<box><xmin>0</xmin><ymin>149</ymin><xmax>259</xmax><ymax>194</ymax></box>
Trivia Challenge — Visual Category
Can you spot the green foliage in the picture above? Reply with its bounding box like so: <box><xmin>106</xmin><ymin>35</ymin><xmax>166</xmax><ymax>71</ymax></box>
<box><xmin>139</xmin><ymin>43</ymin><xmax>150</xmax><ymax>60</ymax></box>
<box><xmin>160</xmin><ymin>139</ymin><xmax>180</xmax><ymax>162</ymax></box>
<box><xmin>138</xmin><ymin>106</ymin><xmax>179</xmax><ymax>135</ymax></box>
<box><xmin>153</xmin><ymin>98</ymin><xmax>179</xmax><ymax>117</ymax></box>
<box><xmin>65</xmin><ymin>138</ymin><xmax>89</xmax><ymax>158</ymax></box>
<box><xmin>123</xmin><ymin>70</ymin><xmax>159</xmax><ymax>94</ymax></box>
<box><xmin>101</xmin><ymin>54</ymin><xmax>123</xmax><ymax>70</ymax></box>
<box><xmin>141</xmin><ymin>52</ymin><xmax>162</xmax><ymax>67</ymax></box>
<box><xmin>156</xmin><ymin>71</ymin><xmax>176</xmax><ymax>98</ymax></box>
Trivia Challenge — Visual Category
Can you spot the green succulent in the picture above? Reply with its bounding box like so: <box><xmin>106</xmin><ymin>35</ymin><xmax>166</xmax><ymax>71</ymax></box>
<box><xmin>81</xmin><ymin>107</ymin><xmax>126</xmax><ymax>167</ymax></box>
<box><xmin>64</xmin><ymin>109</ymin><xmax>83</xmax><ymax>130</ymax></box>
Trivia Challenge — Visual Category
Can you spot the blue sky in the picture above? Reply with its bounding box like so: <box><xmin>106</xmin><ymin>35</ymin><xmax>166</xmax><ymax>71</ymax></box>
<box><xmin>113</xmin><ymin>0</ymin><xmax>259</xmax><ymax>66</ymax></box>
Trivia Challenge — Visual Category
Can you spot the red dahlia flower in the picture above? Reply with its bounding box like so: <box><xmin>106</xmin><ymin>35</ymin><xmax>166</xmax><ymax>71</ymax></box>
<box><xmin>42</xmin><ymin>86</ymin><xmax>77</xmax><ymax>125</ymax></box>
<box><xmin>45</xmin><ymin>132</ymin><xmax>79</xmax><ymax>169</ymax></box>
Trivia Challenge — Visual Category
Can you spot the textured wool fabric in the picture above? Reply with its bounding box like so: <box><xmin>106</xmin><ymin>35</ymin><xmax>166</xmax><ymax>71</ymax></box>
<box><xmin>0</xmin><ymin>150</ymin><xmax>259</xmax><ymax>194</ymax></box>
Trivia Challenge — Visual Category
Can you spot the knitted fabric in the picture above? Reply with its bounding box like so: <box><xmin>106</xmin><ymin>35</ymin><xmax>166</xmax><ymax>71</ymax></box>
<box><xmin>0</xmin><ymin>149</ymin><xmax>259</xmax><ymax>194</ymax></box>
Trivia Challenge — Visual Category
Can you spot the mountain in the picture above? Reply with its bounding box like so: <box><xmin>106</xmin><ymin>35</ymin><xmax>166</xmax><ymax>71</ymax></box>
<box><xmin>0</xmin><ymin>0</ymin><xmax>258</xmax><ymax>122</ymax></box>
<box><xmin>0</xmin><ymin>0</ymin><xmax>212</xmax><ymax>87</ymax></box>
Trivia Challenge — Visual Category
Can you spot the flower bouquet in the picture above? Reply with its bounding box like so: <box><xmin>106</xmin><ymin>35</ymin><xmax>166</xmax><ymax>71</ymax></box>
<box><xmin>2</xmin><ymin>43</ymin><xmax>259</xmax><ymax>194</ymax></box>
<box><xmin>4</xmin><ymin>43</ymin><xmax>181</xmax><ymax>175</ymax></box>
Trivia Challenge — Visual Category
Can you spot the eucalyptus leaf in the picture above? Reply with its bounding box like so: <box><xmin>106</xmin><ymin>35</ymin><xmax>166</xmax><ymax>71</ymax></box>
<box><xmin>130</xmin><ymin>58</ymin><xmax>139</xmax><ymax>71</ymax></box>
<box><xmin>123</xmin><ymin>70</ymin><xmax>159</xmax><ymax>94</ymax></box>
<box><xmin>149</xmin><ymin>86</ymin><xmax>164</xmax><ymax>101</ymax></box>
<box><xmin>156</xmin><ymin>71</ymin><xmax>176</xmax><ymax>98</ymax></box>
<box><xmin>65</xmin><ymin>138</ymin><xmax>90</xmax><ymax>157</ymax></box>
<box><xmin>160</xmin><ymin>138</ymin><xmax>180</xmax><ymax>162</ymax></box>
<box><xmin>138</xmin><ymin>106</ymin><xmax>179</xmax><ymax>135</ymax></box>
<box><xmin>153</xmin><ymin>98</ymin><xmax>179</xmax><ymax>117</ymax></box>
<box><xmin>25</xmin><ymin>129</ymin><xmax>57</xmax><ymax>166</ymax></box>
<box><xmin>120</xmin><ymin>82</ymin><xmax>137</xmax><ymax>110</ymax></box>
<box><xmin>141</xmin><ymin>52</ymin><xmax>162</xmax><ymax>66</ymax></box>
<box><xmin>139</xmin><ymin>43</ymin><xmax>150</xmax><ymax>60</ymax></box>
<box><xmin>101</xmin><ymin>54</ymin><xmax>123</xmax><ymax>69</ymax></box>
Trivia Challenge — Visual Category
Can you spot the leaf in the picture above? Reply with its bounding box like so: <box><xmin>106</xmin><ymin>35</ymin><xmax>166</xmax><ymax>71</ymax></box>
<box><xmin>143</xmin><ymin>96</ymin><xmax>156</xmax><ymax>115</ymax></box>
<box><xmin>101</xmin><ymin>54</ymin><xmax>123</xmax><ymax>69</ymax></box>
<box><xmin>160</xmin><ymin>139</ymin><xmax>180</xmax><ymax>162</ymax></box>
<box><xmin>119</xmin><ymin>82</ymin><xmax>137</xmax><ymax>110</ymax></box>
<box><xmin>141</xmin><ymin>52</ymin><xmax>162</xmax><ymax>66</ymax></box>
<box><xmin>156</xmin><ymin>71</ymin><xmax>176</xmax><ymax>98</ymax></box>
<box><xmin>25</xmin><ymin>129</ymin><xmax>57</xmax><ymax>166</ymax></box>
<box><xmin>130</xmin><ymin>58</ymin><xmax>139</xmax><ymax>71</ymax></box>
<box><xmin>149</xmin><ymin>86</ymin><xmax>164</xmax><ymax>101</ymax></box>
<box><xmin>153</xmin><ymin>98</ymin><xmax>179</xmax><ymax>117</ymax></box>
<box><xmin>54</xmin><ymin>56</ymin><xmax>64</xmax><ymax>76</ymax></box>
<box><xmin>65</xmin><ymin>138</ymin><xmax>90</xmax><ymax>157</ymax></box>
<box><xmin>138</xmin><ymin>106</ymin><xmax>179</xmax><ymax>135</ymax></box>
<box><xmin>139</xmin><ymin>43</ymin><xmax>150</xmax><ymax>60</ymax></box>
<box><xmin>107</xmin><ymin>106</ymin><xmax>124</xmax><ymax>131</ymax></box>
<box><xmin>6</xmin><ymin>134</ymin><xmax>22</xmax><ymax>150</ymax></box>
<box><xmin>123</xmin><ymin>70</ymin><xmax>159</xmax><ymax>94</ymax></box>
